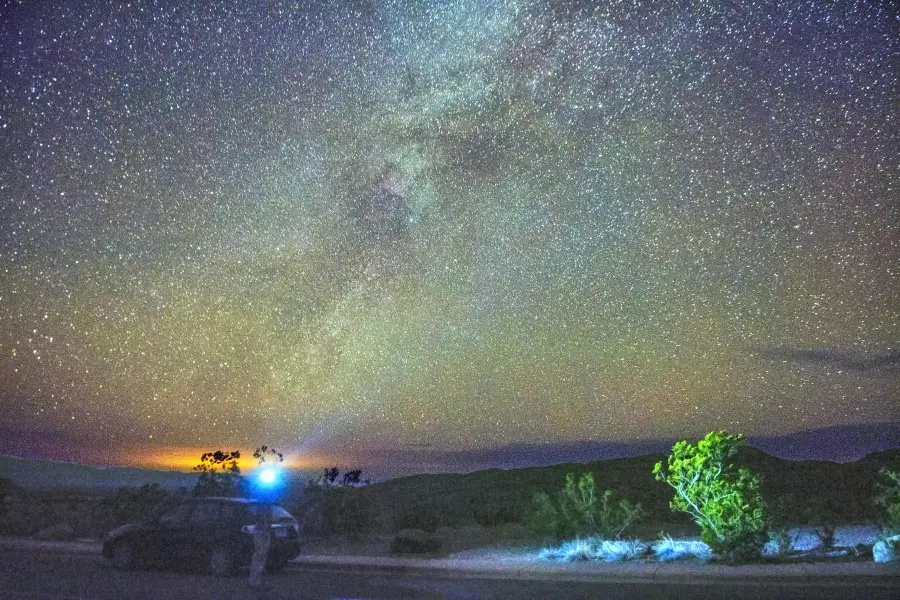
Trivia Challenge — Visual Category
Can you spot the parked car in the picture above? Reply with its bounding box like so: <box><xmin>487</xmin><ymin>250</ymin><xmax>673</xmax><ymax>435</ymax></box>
<box><xmin>102</xmin><ymin>497</ymin><xmax>300</xmax><ymax>575</ymax></box>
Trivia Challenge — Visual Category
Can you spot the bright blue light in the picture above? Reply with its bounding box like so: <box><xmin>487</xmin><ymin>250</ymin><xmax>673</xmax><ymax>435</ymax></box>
<box><xmin>258</xmin><ymin>467</ymin><xmax>278</xmax><ymax>486</ymax></box>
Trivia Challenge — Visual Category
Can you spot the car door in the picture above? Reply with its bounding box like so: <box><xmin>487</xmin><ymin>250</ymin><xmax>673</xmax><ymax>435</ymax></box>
<box><xmin>146</xmin><ymin>503</ymin><xmax>194</xmax><ymax>567</ymax></box>
<box><xmin>188</xmin><ymin>500</ymin><xmax>224</xmax><ymax>561</ymax></box>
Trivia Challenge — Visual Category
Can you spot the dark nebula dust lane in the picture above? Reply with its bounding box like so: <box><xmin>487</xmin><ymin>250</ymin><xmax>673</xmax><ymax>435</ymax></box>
<box><xmin>0</xmin><ymin>1</ymin><xmax>896</xmax><ymax>471</ymax></box>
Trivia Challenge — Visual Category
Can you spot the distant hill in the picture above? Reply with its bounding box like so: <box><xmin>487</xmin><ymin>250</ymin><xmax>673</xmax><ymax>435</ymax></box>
<box><xmin>338</xmin><ymin>422</ymin><xmax>900</xmax><ymax>477</ymax></box>
<box><xmin>740</xmin><ymin>446</ymin><xmax>900</xmax><ymax>524</ymax></box>
<box><xmin>0</xmin><ymin>455</ymin><xmax>199</xmax><ymax>492</ymax></box>
<box><xmin>749</xmin><ymin>422</ymin><xmax>900</xmax><ymax>463</ymax></box>
<box><xmin>294</xmin><ymin>447</ymin><xmax>900</xmax><ymax>535</ymax></box>
<box><xmin>0</xmin><ymin>454</ymin><xmax>328</xmax><ymax>494</ymax></box>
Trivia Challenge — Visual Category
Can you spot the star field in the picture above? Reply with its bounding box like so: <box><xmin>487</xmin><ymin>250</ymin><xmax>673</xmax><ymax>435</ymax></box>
<box><xmin>0</xmin><ymin>1</ymin><xmax>897</xmax><ymax>471</ymax></box>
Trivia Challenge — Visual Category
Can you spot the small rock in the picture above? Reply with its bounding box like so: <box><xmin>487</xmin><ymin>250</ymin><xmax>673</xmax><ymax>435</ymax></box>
<box><xmin>872</xmin><ymin>535</ymin><xmax>900</xmax><ymax>563</ymax></box>
<box><xmin>33</xmin><ymin>523</ymin><xmax>75</xmax><ymax>541</ymax></box>
<box><xmin>389</xmin><ymin>528</ymin><xmax>441</xmax><ymax>554</ymax></box>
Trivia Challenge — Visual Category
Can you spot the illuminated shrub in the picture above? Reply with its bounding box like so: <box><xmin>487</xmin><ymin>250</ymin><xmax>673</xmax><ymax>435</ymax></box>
<box><xmin>653</xmin><ymin>431</ymin><xmax>766</xmax><ymax>562</ymax></box>
<box><xmin>529</xmin><ymin>472</ymin><xmax>644</xmax><ymax>540</ymax></box>
<box><xmin>875</xmin><ymin>468</ymin><xmax>900</xmax><ymax>535</ymax></box>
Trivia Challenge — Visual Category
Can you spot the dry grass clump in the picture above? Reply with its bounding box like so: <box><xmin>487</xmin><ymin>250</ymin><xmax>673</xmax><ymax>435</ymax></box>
<box><xmin>538</xmin><ymin>537</ymin><xmax>648</xmax><ymax>562</ymax></box>
<box><xmin>651</xmin><ymin>535</ymin><xmax>712</xmax><ymax>562</ymax></box>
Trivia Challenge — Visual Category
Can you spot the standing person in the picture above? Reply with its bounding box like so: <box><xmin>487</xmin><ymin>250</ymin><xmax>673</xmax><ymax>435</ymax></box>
<box><xmin>248</xmin><ymin>502</ymin><xmax>272</xmax><ymax>588</ymax></box>
<box><xmin>248</xmin><ymin>445</ymin><xmax>284</xmax><ymax>588</ymax></box>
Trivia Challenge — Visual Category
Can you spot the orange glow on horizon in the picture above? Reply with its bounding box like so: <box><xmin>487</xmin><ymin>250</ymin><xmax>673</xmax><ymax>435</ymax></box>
<box><xmin>119</xmin><ymin>445</ymin><xmax>341</xmax><ymax>473</ymax></box>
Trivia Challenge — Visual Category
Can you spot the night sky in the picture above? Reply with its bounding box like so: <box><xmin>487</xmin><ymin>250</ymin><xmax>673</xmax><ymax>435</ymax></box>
<box><xmin>1</xmin><ymin>1</ymin><xmax>897</xmax><ymax>475</ymax></box>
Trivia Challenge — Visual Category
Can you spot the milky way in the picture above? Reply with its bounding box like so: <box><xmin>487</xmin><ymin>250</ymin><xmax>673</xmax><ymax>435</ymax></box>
<box><xmin>0</xmin><ymin>1</ymin><xmax>897</xmax><ymax>471</ymax></box>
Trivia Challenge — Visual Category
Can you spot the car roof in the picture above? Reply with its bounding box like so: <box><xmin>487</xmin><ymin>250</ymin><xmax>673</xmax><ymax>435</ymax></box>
<box><xmin>187</xmin><ymin>497</ymin><xmax>255</xmax><ymax>504</ymax></box>
<box><xmin>183</xmin><ymin>497</ymin><xmax>287</xmax><ymax>506</ymax></box>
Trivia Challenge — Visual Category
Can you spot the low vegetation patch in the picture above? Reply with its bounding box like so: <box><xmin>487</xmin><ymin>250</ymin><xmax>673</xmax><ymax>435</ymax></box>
<box><xmin>539</xmin><ymin>534</ymin><xmax>714</xmax><ymax>563</ymax></box>
<box><xmin>538</xmin><ymin>537</ymin><xmax>648</xmax><ymax>562</ymax></box>
<box><xmin>537</xmin><ymin>526</ymin><xmax>887</xmax><ymax>564</ymax></box>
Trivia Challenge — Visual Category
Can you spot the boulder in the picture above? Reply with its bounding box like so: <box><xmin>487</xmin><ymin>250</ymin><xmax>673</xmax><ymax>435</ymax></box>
<box><xmin>389</xmin><ymin>528</ymin><xmax>441</xmax><ymax>554</ymax></box>
<box><xmin>33</xmin><ymin>523</ymin><xmax>75</xmax><ymax>541</ymax></box>
<box><xmin>873</xmin><ymin>535</ymin><xmax>900</xmax><ymax>563</ymax></box>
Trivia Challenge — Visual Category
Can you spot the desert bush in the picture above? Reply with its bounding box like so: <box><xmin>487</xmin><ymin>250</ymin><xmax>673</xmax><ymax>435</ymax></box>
<box><xmin>97</xmin><ymin>483</ymin><xmax>175</xmax><ymax>534</ymax></box>
<box><xmin>529</xmin><ymin>472</ymin><xmax>643</xmax><ymax>541</ymax></box>
<box><xmin>294</xmin><ymin>479</ymin><xmax>374</xmax><ymax>538</ymax></box>
<box><xmin>814</xmin><ymin>523</ymin><xmax>837</xmax><ymax>551</ymax></box>
<box><xmin>331</xmin><ymin>491</ymin><xmax>373</xmax><ymax>539</ymax></box>
<box><xmin>766</xmin><ymin>528</ymin><xmax>794</xmax><ymax>557</ymax></box>
<box><xmin>653</xmin><ymin>431</ymin><xmax>767</xmax><ymax>563</ymax></box>
<box><xmin>873</xmin><ymin>534</ymin><xmax>900</xmax><ymax>563</ymax></box>
<box><xmin>0</xmin><ymin>490</ymin><xmax>102</xmax><ymax>538</ymax></box>
<box><xmin>764</xmin><ymin>495</ymin><xmax>795</xmax><ymax>558</ymax></box>
<box><xmin>875</xmin><ymin>468</ymin><xmax>900</xmax><ymax>534</ymax></box>
<box><xmin>389</xmin><ymin>528</ymin><xmax>441</xmax><ymax>554</ymax></box>
<box><xmin>393</xmin><ymin>502</ymin><xmax>441</xmax><ymax>533</ymax></box>
<box><xmin>294</xmin><ymin>467</ymin><xmax>372</xmax><ymax>538</ymax></box>
<box><xmin>0</xmin><ymin>477</ymin><xmax>19</xmax><ymax>520</ymax></box>
<box><xmin>651</xmin><ymin>535</ymin><xmax>712</xmax><ymax>562</ymax></box>
<box><xmin>472</xmin><ymin>502</ymin><xmax>522</xmax><ymax>527</ymax></box>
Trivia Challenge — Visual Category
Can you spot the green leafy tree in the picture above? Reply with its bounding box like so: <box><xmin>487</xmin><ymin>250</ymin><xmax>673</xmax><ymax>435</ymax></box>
<box><xmin>875</xmin><ymin>468</ymin><xmax>900</xmax><ymax>534</ymax></box>
<box><xmin>529</xmin><ymin>472</ymin><xmax>644</xmax><ymax>540</ymax></box>
<box><xmin>193</xmin><ymin>450</ymin><xmax>244</xmax><ymax>497</ymax></box>
<box><xmin>653</xmin><ymin>431</ymin><xmax>766</xmax><ymax>562</ymax></box>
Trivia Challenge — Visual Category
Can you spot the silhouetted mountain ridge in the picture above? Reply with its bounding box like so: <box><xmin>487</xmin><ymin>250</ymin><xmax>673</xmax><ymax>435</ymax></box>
<box><xmin>0</xmin><ymin>454</ymin><xmax>198</xmax><ymax>491</ymax></box>
<box><xmin>296</xmin><ymin>447</ymin><xmax>900</xmax><ymax>534</ymax></box>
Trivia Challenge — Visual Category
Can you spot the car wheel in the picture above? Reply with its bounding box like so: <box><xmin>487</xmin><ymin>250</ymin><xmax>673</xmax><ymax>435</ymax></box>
<box><xmin>209</xmin><ymin>545</ymin><xmax>235</xmax><ymax>576</ymax></box>
<box><xmin>110</xmin><ymin>541</ymin><xmax>135</xmax><ymax>570</ymax></box>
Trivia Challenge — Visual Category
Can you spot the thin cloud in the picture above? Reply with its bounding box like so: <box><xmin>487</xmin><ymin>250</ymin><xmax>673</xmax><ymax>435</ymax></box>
<box><xmin>755</xmin><ymin>347</ymin><xmax>900</xmax><ymax>373</ymax></box>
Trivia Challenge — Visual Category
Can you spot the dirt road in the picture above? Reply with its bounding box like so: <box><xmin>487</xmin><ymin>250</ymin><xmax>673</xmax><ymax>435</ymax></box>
<box><xmin>1</xmin><ymin>545</ymin><xmax>897</xmax><ymax>599</ymax></box>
